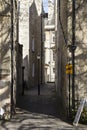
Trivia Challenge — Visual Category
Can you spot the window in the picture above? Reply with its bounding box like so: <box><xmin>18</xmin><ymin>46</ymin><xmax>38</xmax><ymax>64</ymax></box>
<box><xmin>53</xmin><ymin>36</ymin><xmax>55</xmax><ymax>42</ymax></box>
<box><xmin>53</xmin><ymin>50</ymin><xmax>55</xmax><ymax>61</ymax></box>
<box><xmin>32</xmin><ymin>38</ymin><xmax>35</xmax><ymax>52</ymax></box>
<box><xmin>53</xmin><ymin>68</ymin><xmax>55</xmax><ymax>73</ymax></box>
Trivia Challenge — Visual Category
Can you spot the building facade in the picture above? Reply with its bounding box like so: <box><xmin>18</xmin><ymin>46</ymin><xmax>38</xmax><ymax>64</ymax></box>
<box><xmin>55</xmin><ymin>0</ymin><xmax>87</xmax><ymax>114</ymax></box>
<box><xmin>0</xmin><ymin>0</ymin><xmax>18</xmax><ymax>118</ymax></box>
<box><xmin>18</xmin><ymin>0</ymin><xmax>44</xmax><ymax>88</ymax></box>
<box><xmin>29</xmin><ymin>0</ymin><xmax>42</xmax><ymax>87</ymax></box>
<box><xmin>44</xmin><ymin>0</ymin><xmax>55</xmax><ymax>83</ymax></box>
<box><xmin>67</xmin><ymin>0</ymin><xmax>87</xmax><ymax>101</ymax></box>
<box><xmin>54</xmin><ymin>0</ymin><xmax>68</xmax><ymax>114</ymax></box>
<box><xmin>19</xmin><ymin>0</ymin><xmax>29</xmax><ymax>88</ymax></box>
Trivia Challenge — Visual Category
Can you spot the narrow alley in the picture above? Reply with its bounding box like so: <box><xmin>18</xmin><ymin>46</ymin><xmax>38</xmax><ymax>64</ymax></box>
<box><xmin>0</xmin><ymin>0</ymin><xmax>87</xmax><ymax>129</ymax></box>
<box><xmin>0</xmin><ymin>83</ymin><xmax>86</xmax><ymax>130</ymax></box>
<box><xmin>17</xmin><ymin>83</ymin><xmax>66</xmax><ymax>119</ymax></box>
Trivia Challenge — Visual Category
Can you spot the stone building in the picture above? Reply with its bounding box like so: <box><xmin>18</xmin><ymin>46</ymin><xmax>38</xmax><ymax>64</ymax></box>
<box><xmin>19</xmin><ymin>0</ymin><xmax>43</xmax><ymax>88</ymax></box>
<box><xmin>44</xmin><ymin>0</ymin><xmax>55</xmax><ymax>83</ymax></box>
<box><xmin>19</xmin><ymin>0</ymin><xmax>30</xmax><ymax>88</ymax></box>
<box><xmin>0</xmin><ymin>0</ymin><xmax>18</xmax><ymax>117</ymax></box>
<box><xmin>67</xmin><ymin>0</ymin><xmax>87</xmax><ymax>102</ymax></box>
<box><xmin>55</xmin><ymin>0</ymin><xmax>87</xmax><ymax>114</ymax></box>
<box><xmin>29</xmin><ymin>0</ymin><xmax>42</xmax><ymax>87</ymax></box>
<box><xmin>54</xmin><ymin>0</ymin><xmax>68</xmax><ymax>114</ymax></box>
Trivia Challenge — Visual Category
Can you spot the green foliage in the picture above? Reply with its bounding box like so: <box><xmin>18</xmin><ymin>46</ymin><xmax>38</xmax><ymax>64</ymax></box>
<box><xmin>70</xmin><ymin>107</ymin><xmax>87</xmax><ymax>124</ymax></box>
<box><xmin>80</xmin><ymin>108</ymin><xmax>87</xmax><ymax>124</ymax></box>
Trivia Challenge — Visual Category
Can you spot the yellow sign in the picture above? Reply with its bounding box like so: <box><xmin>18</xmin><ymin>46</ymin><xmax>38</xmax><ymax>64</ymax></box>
<box><xmin>66</xmin><ymin>64</ymin><xmax>73</xmax><ymax>74</ymax></box>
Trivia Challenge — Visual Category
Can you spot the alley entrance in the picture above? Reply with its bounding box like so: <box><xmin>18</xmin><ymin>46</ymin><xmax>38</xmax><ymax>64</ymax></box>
<box><xmin>15</xmin><ymin>83</ymin><xmax>72</xmax><ymax>129</ymax></box>
<box><xmin>1</xmin><ymin>83</ymin><xmax>86</xmax><ymax>129</ymax></box>
<box><xmin>17</xmin><ymin>83</ymin><xmax>64</xmax><ymax>117</ymax></box>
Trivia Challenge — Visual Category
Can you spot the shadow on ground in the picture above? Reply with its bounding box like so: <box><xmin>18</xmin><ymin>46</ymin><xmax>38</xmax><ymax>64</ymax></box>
<box><xmin>17</xmin><ymin>83</ymin><xmax>67</xmax><ymax>120</ymax></box>
<box><xmin>0</xmin><ymin>83</ymin><xmax>74</xmax><ymax>130</ymax></box>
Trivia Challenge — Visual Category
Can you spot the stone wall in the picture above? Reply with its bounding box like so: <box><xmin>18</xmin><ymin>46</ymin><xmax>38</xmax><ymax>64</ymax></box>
<box><xmin>0</xmin><ymin>0</ymin><xmax>17</xmax><ymax>116</ymax></box>
<box><xmin>29</xmin><ymin>0</ymin><xmax>42</xmax><ymax>87</ymax></box>
<box><xmin>48</xmin><ymin>0</ymin><xmax>55</xmax><ymax>25</ymax></box>
<box><xmin>55</xmin><ymin>0</ymin><xmax>87</xmax><ymax>114</ymax></box>
<box><xmin>68</xmin><ymin>0</ymin><xmax>87</xmax><ymax>101</ymax></box>
<box><xmin>55</xmin><ymin>0</ymin><xmax>68</xmax><ymax>114</ymax></box>
<box><xmin>19</xmin><ymin>0</ymin><xmax>29</xmax><ymax>88</ymax></box>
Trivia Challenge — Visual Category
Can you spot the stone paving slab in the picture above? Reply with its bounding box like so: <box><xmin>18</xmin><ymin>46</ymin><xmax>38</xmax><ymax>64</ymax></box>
<box><xmin>0</xmin><ymin>83</ymin><xmax>86</xmax><ymax>130</ymax></box>
<box><xmin>0</xmin><ymin>108</ymin><xmax>86</xmax><ymax>130</ymax></box>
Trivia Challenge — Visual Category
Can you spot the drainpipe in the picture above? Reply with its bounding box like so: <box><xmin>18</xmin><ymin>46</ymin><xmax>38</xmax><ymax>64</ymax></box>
<box><xmin>11</xmin><ymin>0</ymin><xmax>14</xmax><ymax>117</ymax></box>
<box><xmin>41</xmin><ymin>2</ymin><xmax>43</xmax><ymax>84</ymax></box>
<box><xmin>17</xmin><ymin>1</ymin><xmax>20</xmax><ymax>43</ymax></box>
<box><xmin>72</xmin><ymin>0</ymin><xmax>76</xmax><ymax>110</ymax></box>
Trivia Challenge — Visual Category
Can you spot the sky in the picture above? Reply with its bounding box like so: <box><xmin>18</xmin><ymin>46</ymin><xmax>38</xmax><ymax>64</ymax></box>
<box><xmin>43</xmin><ymin>0</ymin><xmax>48</xmax><ymax>12</ymax></box>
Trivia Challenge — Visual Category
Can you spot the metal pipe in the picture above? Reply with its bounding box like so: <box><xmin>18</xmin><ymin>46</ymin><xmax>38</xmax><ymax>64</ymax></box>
<box><xmin>38</xmin><ymin>58</ymin><xmax>40</xmax><ymax>95</ymax></box>
<box><xmin>22</xmin><ymin>66</ymin><xmax>25</xmax><ymax>96</ymax></box>
<box><xmin>72</xmin><ymin>0</ymin><xmax>76</xmax><ymax>110</ymax></box>
<box><xmin>69</xmin><ymin>70</ymin><xmax>71</xmax><ymax>116</ymax></box>
<box><xmin>10</xmin><ymin>0</ymin><xmax>14</xmax><ymax>117</ymax></box>
<box><xmin>41</xmin><ymin>12</ymin><xmax>43</xmax><ymax>84</ymax></box>
<box><xmin>17</xmin><ymin>1</ymin><xmax>20</xmax><ymax>43</ymax></box>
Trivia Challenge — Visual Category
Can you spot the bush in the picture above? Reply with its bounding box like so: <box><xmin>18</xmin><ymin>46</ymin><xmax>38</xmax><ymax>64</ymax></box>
<box><xmin>70</xmin><ymin>107</ymin><xmax>87</xmax><ymax>124</ymax></box>
<box><xmin>80</xmin><ymin>108</ymin><xmax>87</xmax><ymax>124</ymax></box>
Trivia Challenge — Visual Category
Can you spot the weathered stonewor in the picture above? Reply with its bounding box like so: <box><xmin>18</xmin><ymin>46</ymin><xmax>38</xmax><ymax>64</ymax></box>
<box><xmin>0</xmin><ymin>0</ymin><xmax>17</xmax><ymax>118</ymax></box>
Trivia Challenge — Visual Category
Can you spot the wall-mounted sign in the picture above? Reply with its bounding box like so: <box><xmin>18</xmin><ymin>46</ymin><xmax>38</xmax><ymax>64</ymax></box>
<box><xmin>66</xmin><ymin>64</ymin><xmax>73</xmax><ymax>74</ymax></box>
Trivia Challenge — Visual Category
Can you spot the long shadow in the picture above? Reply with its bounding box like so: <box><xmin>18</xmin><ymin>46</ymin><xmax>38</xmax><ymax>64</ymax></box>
<box><xmin>0</xmin><ymin>84</ymin><xmax>73</xmax><ymax>129</ymax></box>
<box><xmin>17</xmin><ymin>83</ymin><xmax>68</xmax><ymax>123</ymax></box>
<box><xmin>68</xmin><ymin>0</ymin><xmax>87</xmax><ymax>99</ymax></box>
<box><xmin>0</xmin><ymin>1</ymin><xmax>11</xmax><ymax>110</ymax></box>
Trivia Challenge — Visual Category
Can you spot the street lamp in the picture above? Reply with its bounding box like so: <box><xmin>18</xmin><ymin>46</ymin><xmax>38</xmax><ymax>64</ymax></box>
<box><xmin>37</xmin><ymin>54</ymin><xmax>40</xmax><ymax>95</ymax></box>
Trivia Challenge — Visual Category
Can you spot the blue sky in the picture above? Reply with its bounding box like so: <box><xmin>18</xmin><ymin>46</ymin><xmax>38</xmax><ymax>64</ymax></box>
<box><xmin>43</xmin><ymin>0</ymin><xmax>48</xmax><ymax>12</ymax></box>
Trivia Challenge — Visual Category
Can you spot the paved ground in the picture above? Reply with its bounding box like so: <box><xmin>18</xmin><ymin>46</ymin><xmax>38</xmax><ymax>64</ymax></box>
<box><xmin>0</xmin><ymin>83</ymin><xmax>87</xmax><ymax>130</ymax></box>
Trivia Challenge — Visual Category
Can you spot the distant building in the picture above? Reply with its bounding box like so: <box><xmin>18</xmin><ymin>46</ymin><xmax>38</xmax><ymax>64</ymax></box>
<box><xmin>18</xmin><ymin>0</ymin><xmax>43</xmax><ymax>88</ymax></box>
<box><xmin>29</xmin><ymin>0</ymin><xmax>42</xmax><ymax>87</ymax></box>
<box><xmin>44</xmin><ymin>0</ymin><xmax>55</xmax><ymax>83</ymax></box>
<box><xmin>19</xmin><ymin>0</ymin><xmax>29</xmax><ymax>88</ymax></box>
